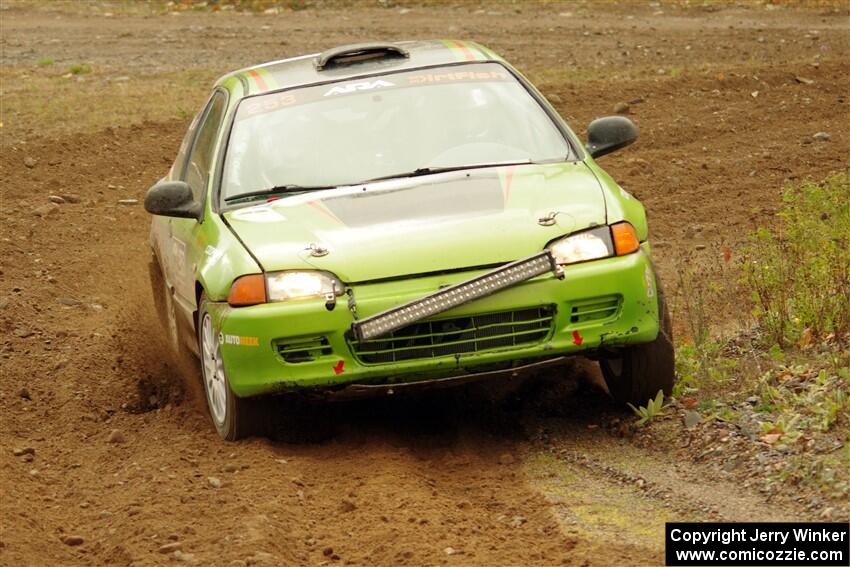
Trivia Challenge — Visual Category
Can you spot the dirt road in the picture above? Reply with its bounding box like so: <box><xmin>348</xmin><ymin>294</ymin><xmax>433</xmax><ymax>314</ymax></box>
<box><xmin>1</xmin><ymin>2</ymin><xmax>848</xmax><ymax>566</ymax></box>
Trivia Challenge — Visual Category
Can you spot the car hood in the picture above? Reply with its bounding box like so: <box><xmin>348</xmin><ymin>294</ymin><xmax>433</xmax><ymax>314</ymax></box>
<box><xmin>224</xmin><ymin>162</ymin><xmax>606</xmax><ymax>283</ymax></box>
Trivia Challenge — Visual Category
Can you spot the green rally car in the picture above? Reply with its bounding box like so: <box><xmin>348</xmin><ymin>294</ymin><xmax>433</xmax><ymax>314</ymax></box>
<box><xmin>144</xmin><ymin>40</ymin><xmax>674</xmax><ymax>440</ymax></box>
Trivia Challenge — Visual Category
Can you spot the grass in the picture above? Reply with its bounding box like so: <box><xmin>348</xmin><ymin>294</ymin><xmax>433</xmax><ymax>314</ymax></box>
<box><xmin>671</xmin><ymin>172</ymin><xmax>850</xmax><ymax>499</ymax></box>
<box><xmin>0</xmin><ymin>67</ymin><xmax>214</xmax><ymax>140</ymax></box>
<box><xmin>755</xmin><ymin>353</ymin><xmax>850</xmax><ymax>435</ymax></box>
<box><xmin>759</xmin><ymin>349</ymin><xmax>850</xmax><ymax>497</ymax></box>
<box><xmin>675</xmin><ymin>173</ymin><xmax>849</xmax><ymax>388</ymax></box>
<box><xmin>68</xmin><ymin>63</ymin><xmax>92</xmax><ymax>75</ymax></box>
<box><xmin>671</xmin><ymin>244</ymin><xmax>744</xmax><ymax>399</ymax></box>
<box><xmin>741</xmin><ymin>174</ymin><xmax>850</xmax><ymax>347</ymax></box>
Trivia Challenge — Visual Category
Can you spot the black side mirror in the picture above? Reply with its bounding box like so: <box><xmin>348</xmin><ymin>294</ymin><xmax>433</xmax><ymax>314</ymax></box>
<box><xmin>144</xmin><ymin>181</ymin><xmax>201</xmax><ymax>220</ymax></box>
<box><xmin>586</xmin><ymin>116</ymin><xmax>638</xmax><ymax>159</ymax></box>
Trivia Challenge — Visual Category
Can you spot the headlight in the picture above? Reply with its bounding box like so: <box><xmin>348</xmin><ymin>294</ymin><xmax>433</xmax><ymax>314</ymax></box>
<box><xmin>548</xmin><ymin>226</ymin><xmax>613</xmax><ymax>265</ymax></box>
<box><xmin>266</xmin><ymin>271</ymin><xmax>344</xmax><ymax>302</ymax></box>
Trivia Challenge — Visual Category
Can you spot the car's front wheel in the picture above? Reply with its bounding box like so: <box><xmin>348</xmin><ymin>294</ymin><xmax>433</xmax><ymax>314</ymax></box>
<box><xmin>198</xmin><ymin>294</ymin><xmax>261</xmax><ymax>440</ymax></box>
<box><xmin>600</xmin><ymin>279</ymin><xmax>675</xmax><ymax>407</ymax></box>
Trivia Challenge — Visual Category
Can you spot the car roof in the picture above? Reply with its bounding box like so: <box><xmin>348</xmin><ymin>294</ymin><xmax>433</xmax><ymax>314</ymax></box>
<box><xmin>215</xmin><ymin>39</ymin><xmax>502</xmax><ymax>98</ymax></box>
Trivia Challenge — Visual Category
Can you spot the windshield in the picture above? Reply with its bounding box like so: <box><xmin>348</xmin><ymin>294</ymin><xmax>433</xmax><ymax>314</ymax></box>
<box><xmin>222</xmin><ymin>62</ymin><xmax>572</xmax><ymax>201</ymax></box>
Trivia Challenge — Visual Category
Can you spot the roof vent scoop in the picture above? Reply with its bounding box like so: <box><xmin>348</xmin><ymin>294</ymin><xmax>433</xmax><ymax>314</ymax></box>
<box><xmin>315</xmin><ymin>42</ymin><xmax>409</xmax><ymax>71</ymax></box>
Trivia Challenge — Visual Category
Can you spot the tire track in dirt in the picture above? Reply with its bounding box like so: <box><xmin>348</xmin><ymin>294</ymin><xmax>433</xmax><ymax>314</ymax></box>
<box><xmin>520</xmin><ymin>377</ymin><xmax>807</xmax><ymax>567</ymax></box>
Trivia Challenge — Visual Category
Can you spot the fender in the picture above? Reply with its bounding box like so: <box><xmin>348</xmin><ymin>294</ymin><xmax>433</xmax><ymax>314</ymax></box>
<box><xmin>194</xmin><ymin>208</ymin><xmax>263</xmax><ymax>303</ymax></box>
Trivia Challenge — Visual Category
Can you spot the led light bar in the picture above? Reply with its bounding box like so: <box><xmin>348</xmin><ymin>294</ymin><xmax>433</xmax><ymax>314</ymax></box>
<box><xmin>351</xmin><ymin>251</ymin><xmax>559</xmax><ymax>342</ymax></box>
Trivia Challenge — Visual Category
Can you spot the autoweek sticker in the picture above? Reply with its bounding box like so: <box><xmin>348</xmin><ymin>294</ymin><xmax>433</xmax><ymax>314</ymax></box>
<box><xmin>220</xmin><ymin>334</ymin><xmax>259</xmax><ymax>347</ymax></box>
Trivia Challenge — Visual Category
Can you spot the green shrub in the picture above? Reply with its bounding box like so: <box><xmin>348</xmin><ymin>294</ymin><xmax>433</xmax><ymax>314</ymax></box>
<box><xmin>68</xmin><ymin>63</ymin><xmax>92</xmax><ymax>75</ymax></box>
<box><xmin>674</xmin><ymin>338</ymin><xmax>736</xmax><ymax>397</ymax></box>
<box><xmin>741</xmin><ymin>173</ymin><xmax>850</xmax><ymax>346</ymax></box>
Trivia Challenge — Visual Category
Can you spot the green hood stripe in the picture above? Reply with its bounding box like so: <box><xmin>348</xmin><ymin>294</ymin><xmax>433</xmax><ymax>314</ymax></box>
<box><xmin>474</xmin><ymin>43</ymin><xmax>500</xmax><ymax>61</ymax></box>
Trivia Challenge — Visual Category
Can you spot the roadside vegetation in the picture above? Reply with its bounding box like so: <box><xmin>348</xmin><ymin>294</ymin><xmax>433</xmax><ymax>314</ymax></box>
<box><xmin>651</xmin><ymin>172</ymin><xmax>850</xmax><ymax>509</ymax></box>
<box><xmin>0</xmin><ymin>67</ymin><xmax>213</xmax><ymax>139</ymax></box>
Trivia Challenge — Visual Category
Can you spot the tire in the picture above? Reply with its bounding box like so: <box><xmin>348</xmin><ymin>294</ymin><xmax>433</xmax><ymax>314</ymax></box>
<box><xmin>197</xmin><ymin>293</ymin><xmax>263</xmax><ymax>440</ymax></box>
<box><xmin>600</xmin><ymin>276</ymin><xmax>675</xmax><ymax>407</ymax></box>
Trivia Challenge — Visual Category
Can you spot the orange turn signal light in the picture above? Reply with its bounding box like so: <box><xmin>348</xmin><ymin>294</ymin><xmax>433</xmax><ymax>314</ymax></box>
<box><xmin>228</xmin><ymin>274</ymin><xmax>267</xmax><ymax>306</ymax></box>
<box><xmin>611</xmin><ymin>222</ymin><xmax>640</xmax><ymax>256</ymax></box>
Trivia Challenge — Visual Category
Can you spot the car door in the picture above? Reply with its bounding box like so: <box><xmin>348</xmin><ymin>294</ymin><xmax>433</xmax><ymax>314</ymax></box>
<box><xmin>150</xmin><ymin>104</ymin><xmax>199</xmax><ymax>280</ymax></box>
<box><xmin>167</xmin><ymin>90</ymin><xmax>228</xmax><ymax>330</ymax></box>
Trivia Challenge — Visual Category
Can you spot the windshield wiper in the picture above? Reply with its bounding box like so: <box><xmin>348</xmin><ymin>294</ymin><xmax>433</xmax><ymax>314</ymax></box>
<box><xmin>224</xmin><ymin>184</ymin><xmax>336</xmax><ymax>204</ymax></box>
<box><xmin>361</xmin><ymin>160</ymin><xmax>534</xmax><ymax>184</ymax></box>
<box><xmin>225</xmin><ymin>160</ymin><xmax>537</xmax><ymax>203</ymax></box>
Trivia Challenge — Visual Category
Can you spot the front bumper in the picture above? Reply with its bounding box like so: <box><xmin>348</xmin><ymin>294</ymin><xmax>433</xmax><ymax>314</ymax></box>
<box><xmin>211</xmin><ymin>246</ymin><xmax>660</xmax><ymax>398</ymax></box>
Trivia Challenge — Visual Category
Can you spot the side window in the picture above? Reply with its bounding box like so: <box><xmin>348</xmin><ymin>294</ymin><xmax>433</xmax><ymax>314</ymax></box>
<box><xmin>185</xmin><ymin>91</ymin><xmax>227</xmax><ymax>201</ymax></box>
<box><xmin>170</xmin><ymin>111</ymin><xmax>203</xmax><ymax>179</ymax></box>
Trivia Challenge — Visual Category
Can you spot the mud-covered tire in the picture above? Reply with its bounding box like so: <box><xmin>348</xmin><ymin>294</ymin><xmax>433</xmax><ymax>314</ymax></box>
<box><xmin>197</xmin><ymin>294</ymin><xmax>264</xmax><ymax>440</ymax></box>
<box><xmin>600</xmin><ymin>277</ymin><xmax>675</xmax><ymax>407</ymax></box>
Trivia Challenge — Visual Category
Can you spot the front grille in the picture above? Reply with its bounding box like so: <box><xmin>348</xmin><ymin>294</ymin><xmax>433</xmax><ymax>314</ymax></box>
<box><xmin>349</xmin><ymin>306</ymin><xmax>555</xmax><ymax>364</ymax></box>
<box><xmin>570</xmin><ymin>295</ymin><xmax>621</xmax><ymax>324</ymax></box>
<box><xmin>276</xmin><ymin>337</ymin><xmax>332</xmax><ymax>363</ymax></box>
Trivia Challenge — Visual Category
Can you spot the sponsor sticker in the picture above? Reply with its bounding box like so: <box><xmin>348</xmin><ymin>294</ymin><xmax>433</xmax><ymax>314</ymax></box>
<box><xmin>221</xmin><ymin>334</ymin><xmax>259</xmax><ymax>347</ymax></box>
<box><xmin>240</xmin><ymin>92</ymin><xmax>297</xmax><ymax>119</ymax></box>
<box><xmin>406</xmin><ymin>70</ymin><xmax>509</xmax><ymax>84</ymax></box>
<box><xmin>645</xmin><ymin>265</ymin><xmax>655</xmax><ymax>298</ymax></box>
<box><xmin>323</xmin><ymin>79</ymin><xmax>395</xmax><ymax>97</ymax></box>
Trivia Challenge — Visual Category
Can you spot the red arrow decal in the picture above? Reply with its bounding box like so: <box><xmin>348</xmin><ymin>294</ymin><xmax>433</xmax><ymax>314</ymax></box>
<box><xmin>572</xmin><ymin>330</ymin><xmax>584</xmax><ymax>346</ymax></box>
<box><xmin>332</xmin><ymin>360</ymin><xmax>345</xmax><ymax>375</ymax></box>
